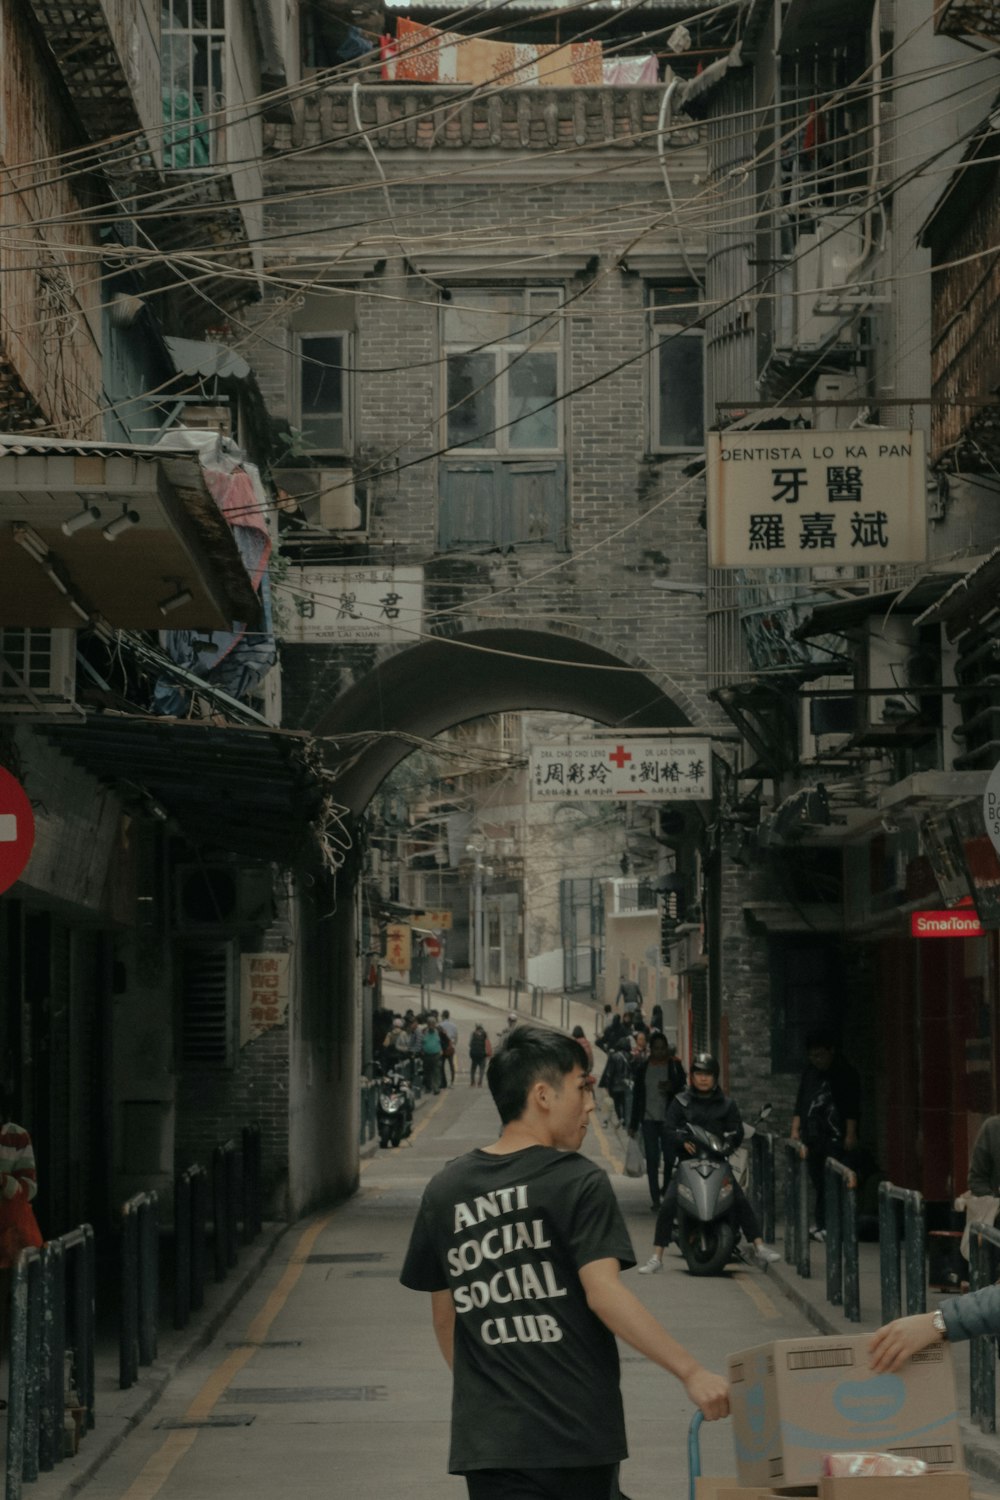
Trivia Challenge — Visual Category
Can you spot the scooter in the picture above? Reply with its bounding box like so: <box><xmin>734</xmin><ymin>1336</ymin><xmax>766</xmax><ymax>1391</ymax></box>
<box><xmin>377</xmin><ymin>1067</ymin><xmax>415</xmax><ymax>1148</ymax></box>
<box><xmin>674</xmin><ymin>1104</ymin><xmax>772</xmax><ymax>1276</ymax></box>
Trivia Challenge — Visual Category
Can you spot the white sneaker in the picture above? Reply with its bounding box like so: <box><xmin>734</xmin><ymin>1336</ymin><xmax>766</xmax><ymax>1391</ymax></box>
<box><xmin>637</xmin><ymin>1254</ymin><xmax>662</xmax><ymax>1275</ymax></box>
<box><xmin>755</xmin><ymin>1244</ymin><xmax>781</xmax><ymax>1265</ymax></box>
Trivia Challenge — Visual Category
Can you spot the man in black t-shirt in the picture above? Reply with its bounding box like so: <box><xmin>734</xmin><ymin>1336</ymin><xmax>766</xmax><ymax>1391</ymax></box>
<box><xmin>401</xmin><ymin>1024</ymin><xmax>729</xmax><ymax>1500</ymax></box>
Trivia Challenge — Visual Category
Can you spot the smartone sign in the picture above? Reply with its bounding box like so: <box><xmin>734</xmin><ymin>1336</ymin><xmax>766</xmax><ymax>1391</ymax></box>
<box><xmin>707</xmin><ymin>429</ymin><xmax>926</xmax><ymax>568</ymax></box>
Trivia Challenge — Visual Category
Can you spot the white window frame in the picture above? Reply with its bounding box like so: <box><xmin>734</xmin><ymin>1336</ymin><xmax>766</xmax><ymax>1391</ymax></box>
<box><xmin>647</xmin><ymin>286</ymin><xmax>705</xmax><ymax>454</ymax></box>
<box><xmin>161</xmin><ymin>0</ymin><xmax>227</xmax><ymax>169</ymax></box>
<box><xmin>441</xmin><ymin>288</ymin><xmax>564</xmax><ymax>457</ymax></box>
<box><xmin>295</xmin><ymin>331</ymin><xmax>351</xmax><ymax>457</ymax></box>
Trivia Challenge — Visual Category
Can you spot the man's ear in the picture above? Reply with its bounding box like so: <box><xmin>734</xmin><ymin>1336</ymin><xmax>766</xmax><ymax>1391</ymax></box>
<box><xmin>529</xmin><ymin>1078</ymin><xmax>551</xmax><ymax>1113</ymax></box>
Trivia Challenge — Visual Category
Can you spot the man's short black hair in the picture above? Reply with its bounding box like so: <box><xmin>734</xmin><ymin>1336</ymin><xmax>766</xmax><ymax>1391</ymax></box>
<box><xmin>805</xmin><ymin>1028</ymin><xmax>836</xmax><ymax>1052</ymax></box>
<box><xmin>487</xmin><ymin>1025</ymin><xmax>589</xmax><ymax>1125</ymax></box>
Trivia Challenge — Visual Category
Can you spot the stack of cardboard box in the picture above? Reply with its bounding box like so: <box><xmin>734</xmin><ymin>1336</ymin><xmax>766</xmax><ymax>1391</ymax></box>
<box><xmin>696</xmin><ymin>1335</ymin><xmax>971</xmax><ymax>1499</ymax></box>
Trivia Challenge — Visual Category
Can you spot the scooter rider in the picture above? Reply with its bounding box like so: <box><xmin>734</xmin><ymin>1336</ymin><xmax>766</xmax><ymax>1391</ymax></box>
<box><xmin>637</xmin><ymin>1054</ymin><xmax>780</xmax><ymax>1273</ymax></box>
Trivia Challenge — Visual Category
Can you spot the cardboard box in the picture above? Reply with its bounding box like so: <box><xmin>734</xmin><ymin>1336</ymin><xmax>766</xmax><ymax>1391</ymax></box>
<box><xmin>727</xmin><ymin>1335</ymin><xmax>963</xmax><ymax>1487</ymax></box>
<box><xmin>695</xmin><ymin>1485</ymin><xmax>816</xmax><ymax>1500</ymax></box>
<box><xmin>819</xmin><ymin>1478</ymin><xmax>970</xmax><ymax>1499</ymax></box>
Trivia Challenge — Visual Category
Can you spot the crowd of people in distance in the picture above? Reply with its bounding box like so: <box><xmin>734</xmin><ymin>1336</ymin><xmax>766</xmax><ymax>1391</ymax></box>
<box><xmin>373</xmin><ymin>1005</ymin><xmax>509</xmax><ymax>1093</ymax></box>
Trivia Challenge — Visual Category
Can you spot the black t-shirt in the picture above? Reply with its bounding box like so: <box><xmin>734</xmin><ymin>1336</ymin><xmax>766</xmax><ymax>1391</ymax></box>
<box><xmin>400</xmin><ymin>1145</ymin><xmax>635</xmax><ymax>1473</ymax></box>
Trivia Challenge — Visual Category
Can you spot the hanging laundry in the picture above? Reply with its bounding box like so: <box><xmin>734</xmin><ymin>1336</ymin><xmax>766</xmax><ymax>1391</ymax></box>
<box><xmin>383</xmin><ymin>18</ymin><xmax>602</xmax><ymax>88</ymax></box>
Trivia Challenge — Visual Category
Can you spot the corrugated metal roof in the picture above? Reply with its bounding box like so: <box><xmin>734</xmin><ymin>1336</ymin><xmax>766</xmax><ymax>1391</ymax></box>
<box><xmin>165</xmin><ymin>338</ymin><xmax>253</xmax><ymax>382</ymax></box>
<box><xmin>40</xmin><ymin>716</ymin><xmax>326</xmax><ymax>864</ymax></box>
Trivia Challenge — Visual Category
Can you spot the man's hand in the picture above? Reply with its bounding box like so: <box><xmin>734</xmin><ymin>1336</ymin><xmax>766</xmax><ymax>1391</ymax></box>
<box><xmin>869</xmin><ymin>1313</ymin><xmax>940</xmax><ymax>1373</ymax></box>
<box><xmin>684</xmin><ymin>1141</ymin><xmax>696</xmax><ymax>1155</ymax></box>
<box><xmin>844</xmin><ymin>1123</ymin><xmax>859</xmax><ymax>1152</ymax></box>
<box><xmin>684</xmin><ymin>1366</ymin><xmax>730</xmax><ymax>1420</ymax></box>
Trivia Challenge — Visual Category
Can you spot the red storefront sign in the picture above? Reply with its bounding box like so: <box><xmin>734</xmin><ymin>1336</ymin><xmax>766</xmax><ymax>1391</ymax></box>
<box><xmin>911</xmin><ymin>908</ymin><xmax>984</xmax><ymax>939</ymax></box>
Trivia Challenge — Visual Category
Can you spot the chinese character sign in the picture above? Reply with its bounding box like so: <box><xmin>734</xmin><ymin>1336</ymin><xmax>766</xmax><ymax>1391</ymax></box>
<box><xmin>240</xmin><ymin>953</ymin><xmax>290</xmax><ymax>1047</ymax></box>
<box><xmin>283</xmin><ymin>568</ymin><xmax>424</xmax><ymax>644</ymax></box>
<box><xmin>707</xmin><ymin>430</ymin><xmax>927</xmax><ymax>567</ymax></box>
<box><xmin>410</xmin><ymin>910</ymin><xmax>453</xmax><ymax>931</ymax></box>
<box><xmin>386</xmin><ymin>923</ymin><xmax>412</xmax><ymax>971</ymax></box>
<box><xmin>530</xmin><ymin>741</ymin><xmax>712</xmax><ymax>801</ymax></box>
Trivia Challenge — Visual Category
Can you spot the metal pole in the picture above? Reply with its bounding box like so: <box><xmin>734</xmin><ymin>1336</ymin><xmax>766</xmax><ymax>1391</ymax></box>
<box><xmin>473</xmin><ymin>857</ymin><xmax>483</xmax><ymax>996</ymax></box>
<box><xmin>119</xmin><ymin>1202</ymin><xmax>138</xmax><ymax>1390</ymax></box>
<box><xmin>175</xmin><ymin>1171</ymin><xmax>191</xmax><ymax>1330</ymax></box>
<box><xmin>38</xmin><ymin>1242</ymin><xmax>59</xmax><ymax>1471</ymax></box>
<box><xmin>825</xmin><ymin>1160</ymin><xmax>842</xmax><ymax>1307</ymax></box>
<box><xmin>904</xmin><ymin>1192</ymin><xmax>927</xmax><ymax>1316</ymax></box>
<box><xmin>212</xmin><ymin>1147</ymin><xmax>227</xmax><ymax>1283</ymax></box>
<box><xmin>878</xmin><ymin>1181</ymin><xmax>901</xmax><ymax>1324</ymax></box>
<box><xmin>842</xmin><ymin>1171</ymin><xmax>861</xmax><ymax>1323</ymax></box>
<box><xmin>191</xmin><ymin>1168</ymin><xmax>207</xmax><ymax>1312</ymax></box>
<box><xmin>6</xmin><ymin>1252</ymin><xmax>35</xmax><ymax>1500</ymax></box>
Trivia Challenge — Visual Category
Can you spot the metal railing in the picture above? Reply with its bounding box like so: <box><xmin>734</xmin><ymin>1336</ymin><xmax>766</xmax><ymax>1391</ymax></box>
<box><xmin>212</xmin><ymin>1140</ymin><xmax>240</xmax><ymax>1282</ymax></box>
<box><xmin>120</xmin><ymin>1192</ymin><xmax>159</xmax><ymax>1390</ymax></box>
<box><xmin>878</xmin><ymin>1180</ymin><xmax>926</xmax><ymax>1322</ymax></box>
<box><xmin>749</xmin><ymin>1131</ymin><xmax>777</xmax><ymax>1245</ymax></box>
<box><xmin>783</xmin><ymin>1139</ymin><xmax>811</xmax><ymax>1278</ymax></box>
<box><xmin>825</xmin><ymin>1158</ymin><xmax>860</xmax><ymax>1322</ymax></box>
<box><xmin>242</xmin><ymin>1124</ymin><xmax>263</xmax><ymax>1241</ymax></box>
<box><xmin>968</xmin><ymin>1221</ymin><xmax>1000</xmax><ymax>1432</ymax></box>
<box><xmin>174</xmin><ymin>1164</ymin><xmax>208</xmax><ymax>1331</ymax></box>
<box><xmin>7</xmin><ymin>1226</ymin><xmax>96</xmax><ymax>1500</ymax></box>
<box><xmin>360</xmin><ymin>1078</ymin><xmax>379</xmax><ymax>1144</ymax></box>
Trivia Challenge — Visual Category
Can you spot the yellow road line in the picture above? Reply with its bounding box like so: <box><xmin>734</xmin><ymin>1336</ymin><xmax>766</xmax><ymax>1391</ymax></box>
<box><xmin>731</xmin><ymin>1267</ymin><xmax>779</xmax><ymax>1319</ymax></box>
<box><xmin>119</xmin><ymin>1212</ymin><xmax>332</xmax><ymax>1500</ymax></box>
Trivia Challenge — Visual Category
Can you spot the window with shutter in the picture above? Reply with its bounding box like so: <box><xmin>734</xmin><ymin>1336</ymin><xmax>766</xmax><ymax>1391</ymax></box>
<box><xmin>179</xmin><ymin>940</ymin><xmax>236</xmax><ymax>1067</ymax></box>
<box><xmin>647</xmin><ymin>286</ymin><xmax>705</xmax><ymax>452</ymax></box>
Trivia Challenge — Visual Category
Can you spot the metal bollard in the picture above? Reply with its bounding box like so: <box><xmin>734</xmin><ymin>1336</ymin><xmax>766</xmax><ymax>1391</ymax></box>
<box><xmin>970</xmin><ymin>1223</ymin><xmax>1000</xmax><ymax>1432</ymax></box>
<box><xmin>242</xmin><ymin>1124</ymin><xmax>262</xmax><ymax>1240</ymax></box>
<box><xmin>824</xmin><ymin>1159</ymin><xmax>860</xmax><ymax>1322</ymax></box>
<box><xmin>174</xmin><ymin>1169</ymin><xmax>191</xmax><ymax>1331</ymax></box>
<box><xmin>784</xmin><ymin>1140</ymin><xmax>810</xmax><ymax>1279</ymax></box>
<box><xmin>750</xmin><ymin>1132</ymin><xmax>776</xmax><ymax>1245</ymax></box>
<box><xmin>212</xmin><ymin>1146</ymin><xmax>228</xmax><ymax>1283</ymax></box>
<box><xmin>878</xmin><ymin>1181</ymin><xmax>926</xmax><ymax>1323</ymax></box>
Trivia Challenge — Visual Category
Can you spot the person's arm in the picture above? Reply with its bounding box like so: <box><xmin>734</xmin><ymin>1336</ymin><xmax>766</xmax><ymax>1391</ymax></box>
<box><xmin>579</xmin><ymin>1258</ymin><xmax>728</xmax><ymax>1419</ymax></box>
<box><xmin>628</xmin><ymin>1068</ymin><xmax>644</xmax><ymax>1135</ymax></box>
<box><xmin>1</xmin><ymin>1127</ymin><xmax>37</xmax><ymax>1202</ymax></box>
<box><xmin>790</xmin><ymin>1113</ymin><xmax>802</xmax><ymax>1142</ymax></box>
<box><xmin>431</xmin><ymin>1289</ymin><xmax>455</xmax><ymax>1369</ymax></box>
<box><xmin>724</xmin><ymin>1101</ymin><xmax>745</xmax><ymax>1152</ymax></box>
<box><xmin>968</xmin><ymin>1120</ymin><xmax>999</xmax><ymax>1196</ymax></box>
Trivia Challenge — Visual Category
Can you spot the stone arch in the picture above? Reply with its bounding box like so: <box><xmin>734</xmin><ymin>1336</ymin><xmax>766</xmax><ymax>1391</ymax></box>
<box><xmin>315</xmin><ymin>627</ymin><xmax>703</xmax><ymax>811</ymax></box>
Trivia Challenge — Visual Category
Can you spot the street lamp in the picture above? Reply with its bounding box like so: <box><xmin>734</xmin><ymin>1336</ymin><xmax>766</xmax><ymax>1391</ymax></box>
<box><xmin>466</xmin><ymin>841</ymin><xmax>485</xmax><ymax>996</ymax></box>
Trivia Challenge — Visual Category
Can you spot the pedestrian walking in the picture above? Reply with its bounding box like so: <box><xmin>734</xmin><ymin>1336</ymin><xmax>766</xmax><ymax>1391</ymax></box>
<box><xmin>400</xmin><ymin>1024</ymin><xmax>729</xmax><ymax>1500</ymax></box>
<box><xmin>628</xmin><ymin>1033</ymin><xmax>686</xmax><ymax>1210</ymax></box>
<box><xmin>439</xmin><ymin>1010</ymin><xmax>459</xmax><ymax>1088</ymax></box>
<box><xmin>789</xmin><ymin>1029</ymin><xmax>860</xmax><ymax>1240</ymax></box>
<box><xmin>469</xmin><ymin>1024</ymin><xmax>490</xmax><ymax>1087</ymax></box>
<box><xmin>615</xmin><ymin>978</ymin><xmax>642</xmax><ymax>1018</ymax></box>
<box><xmin>422</xmin><ymin>1020</ymin><xmax>444</xmax><ymax>1094</ymax></box>
<box><xmin>572</xmin><ymin>1025</ymin><xmax>593</xmax><ymax>1071</ymax></box>
<box><xmin>598</xmin><ymin>1040</ymin><xmax>631</xmax><ymax>1126</ymax></box>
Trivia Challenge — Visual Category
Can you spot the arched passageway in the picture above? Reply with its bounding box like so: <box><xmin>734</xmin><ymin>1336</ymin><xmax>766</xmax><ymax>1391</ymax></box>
<box><xmin>293</xmin><ymin>628</ymin><xmax>700</xmax><ymax>1214</ymax></box>
<box><xmin>317</xmin><ymin>628</ymin><xmax>694</xmax><ymax>812</ymax></box>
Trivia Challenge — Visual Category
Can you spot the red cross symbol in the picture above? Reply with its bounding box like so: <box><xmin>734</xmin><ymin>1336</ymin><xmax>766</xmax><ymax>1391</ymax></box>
<box><xmin>609</xmin><ymin>745</ymin><xmax>632</xmax><ymax>770</ymax></box>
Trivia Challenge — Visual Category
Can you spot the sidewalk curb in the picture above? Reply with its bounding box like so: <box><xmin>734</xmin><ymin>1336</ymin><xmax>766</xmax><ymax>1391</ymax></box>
<box><xmin>40</xmin><ymin>1222</ymin><xmax>289</xmax><ymax>1500</ymax></box>
<box><xmin>764</xmin><ymin>1259</ymin><xmax>1000</xmax><ymax>1488</ymax></box>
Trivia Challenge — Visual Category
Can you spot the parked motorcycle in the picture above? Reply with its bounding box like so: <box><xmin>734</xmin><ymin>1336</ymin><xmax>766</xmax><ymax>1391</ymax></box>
<box><xmin>377</xmin><ymin>1067</ymin><xmax>414</xmax><ymax>1148</ymax></box>
<box><xmin>674</xmin><ymin>1104</ymin><xmax>772</xmax><ymax>1276</ymax></box>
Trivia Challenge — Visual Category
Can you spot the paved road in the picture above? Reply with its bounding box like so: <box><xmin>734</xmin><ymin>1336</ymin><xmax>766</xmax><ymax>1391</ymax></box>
<box><xmin>75</xmin><ymin>1039</ymin><xmax>829</xmax><ymax>1500</ymax></box>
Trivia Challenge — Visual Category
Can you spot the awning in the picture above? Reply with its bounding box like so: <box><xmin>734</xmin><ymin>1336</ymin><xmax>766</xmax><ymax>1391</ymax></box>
<box><xmin>915</xmin><ymin>547</ymin><xmax>1000</xmax><ymax>640</ymax></box>
<box><xmin>793</xmin><ymin>572</ymin><xmax>969</xmax><ymax>640</ymax></box>
<box><xmin>39</xmin><ymin>716</ymin><xmax>328</xmax><ymax>865</ymax></box>
<box><xmin>0</xmin><ymin>435</ymin><xmax>261</xmax><ymax>629</ymax></box>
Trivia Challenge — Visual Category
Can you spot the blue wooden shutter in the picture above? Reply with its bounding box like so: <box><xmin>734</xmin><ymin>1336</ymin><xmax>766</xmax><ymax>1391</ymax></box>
<box><xmin>439</xmin><ymin>461</ymin><xmax>499</xmax><ymax>549</ymax></box>
<box><xmin>502</xmin><ymin>461</ymin><xmax>566</xmax><ymax>549</ymax></box>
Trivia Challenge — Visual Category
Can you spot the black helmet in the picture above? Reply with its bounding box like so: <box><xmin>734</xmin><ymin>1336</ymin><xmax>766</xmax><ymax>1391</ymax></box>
<box><xmin>690</xmin><ymin>1052</ymin><xmax>719</xmax><ymax>1080</ymax></box>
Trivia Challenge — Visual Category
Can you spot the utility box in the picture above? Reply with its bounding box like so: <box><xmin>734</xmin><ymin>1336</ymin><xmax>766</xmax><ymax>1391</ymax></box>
<box><xmin>727</xmin><ymin>1335</ymin><xmax>963</xmax><ymax>1487</ymax></box>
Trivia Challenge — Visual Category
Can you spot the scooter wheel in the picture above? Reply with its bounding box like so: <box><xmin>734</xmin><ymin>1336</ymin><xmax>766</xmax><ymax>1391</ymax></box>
<box><xmin>681</xmin><ymin>1219</ymin><xmax>735</xmax><ymax>1276</ymax></box>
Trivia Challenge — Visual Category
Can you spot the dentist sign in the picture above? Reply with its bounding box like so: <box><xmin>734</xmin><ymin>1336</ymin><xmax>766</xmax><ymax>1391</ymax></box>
<box><xmin>0</xmin><ymin>768</ymin><xmax>34</xmax><ymax>895</ymax></box>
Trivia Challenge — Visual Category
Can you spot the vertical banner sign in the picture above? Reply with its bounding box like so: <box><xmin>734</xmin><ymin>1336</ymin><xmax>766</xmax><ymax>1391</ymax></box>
<box><xmin>386</xmin><ymin>923</ymin><xmax>412</xmax><ymax>971</ymax></box>
<box><xmin>706</xmin><ymin>429</ymin><xmax>927</xmax><ymax>567</ymax></box>
<box><xmin>0</xmin><ymin>768</ymin><xmax>35</xmax><ymax>895</ymax></box>
<box><xmin>240</xmin><ymin>952</ymin><xmax>290</xmax><ymax>1046</ymax></box>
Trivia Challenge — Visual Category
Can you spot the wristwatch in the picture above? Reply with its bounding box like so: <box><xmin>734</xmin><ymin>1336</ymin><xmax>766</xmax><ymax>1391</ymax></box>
<box><xmin>931</xmin><ymin>1309</ymin><xmax>948</xmax><ymax>1340</ymax></box>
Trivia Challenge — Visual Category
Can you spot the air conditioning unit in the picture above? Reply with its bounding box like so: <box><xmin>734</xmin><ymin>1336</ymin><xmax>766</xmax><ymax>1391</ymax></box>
<box><xmin>799</xmin><ymin>675</ymin><xmax>855</xmax><ymax>763</ymax></box>
<box><xmin>857</xmin><ymin>616</ymin><xmax>919</xmax><ymax>732</ymax></box>
<box><xmin>812</xmin><ymin>370</ymin><xmax>868</xmax><ymax>433</ymax></box>
<box><xmin>0</xmin><ymin>628</ymin><xmax>76</xmax><ymax>709</ymax></box>
<box><xmin>273</xmin><ymin>467</ymin><xmax>366</xmax><ymax>533</ymax></box>
<box><xmin>174</xmin><ymin>862</ymin><xmax>275</xmax><ymax>934</ymax></box>
<box><xmin>792</xmin><ymin>215</ymin><xmax>865</xmax><ymax>349</ymax></box>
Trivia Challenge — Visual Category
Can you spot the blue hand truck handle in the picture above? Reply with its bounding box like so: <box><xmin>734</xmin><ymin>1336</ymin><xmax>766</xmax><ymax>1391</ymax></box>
<box><xmin>688</xmin><ymin>1410</ymin><xmax>705</xmax><ymax>1500</ymax></box>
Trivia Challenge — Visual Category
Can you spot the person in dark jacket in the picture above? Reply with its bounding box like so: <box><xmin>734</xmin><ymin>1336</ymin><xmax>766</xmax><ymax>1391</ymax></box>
<box><xmin>790</xmin><ymin>1029</ymin><xmax>860</xmax><ymax>1239</ymax></box>
<box><xmin>870</xmin><ymin>1282</ymin><xmax>1000</xmax><ymax>1372</ymax></box>
<box><xmin>637</xmin><ymin>1054</ymin><xmax>779</xmax><ymax>1272</ymax></box>
<box><xmin>599</xmin><ymin>1039</ymin><xmax>632</xmax><ymax>1125</ymax></box>
<box><xmin>628</xmin><ymin>1033</ymin><xmax>686</xmax><ymax>1210</ymax></box>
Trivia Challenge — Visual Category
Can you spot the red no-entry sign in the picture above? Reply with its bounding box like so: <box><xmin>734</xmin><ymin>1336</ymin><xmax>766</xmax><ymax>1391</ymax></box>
<box><xmin>422</xmin><ymin>934</ymin><xmax>442</xmax><ymax>959</ymax></box>
<box><xmin>0</xmin><ymin>768</ymin><xmax>35</xmax><ymax>895</ymax></box>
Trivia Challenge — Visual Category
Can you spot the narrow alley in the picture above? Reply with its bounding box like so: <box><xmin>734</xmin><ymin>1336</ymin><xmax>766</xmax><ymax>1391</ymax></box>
<box><xmin>47</xmin><ymin>997</ymin><xmax>816</xmax><ymax>1500</ymax></box>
